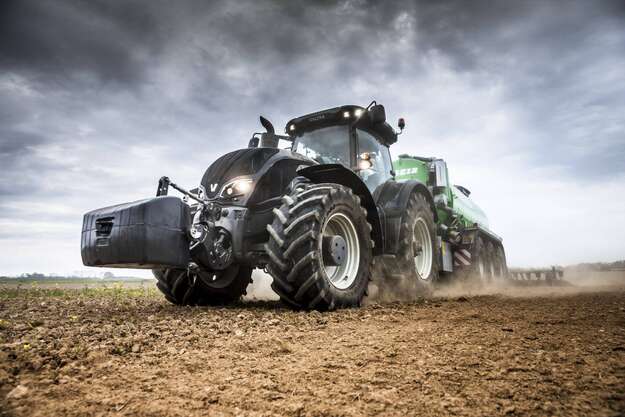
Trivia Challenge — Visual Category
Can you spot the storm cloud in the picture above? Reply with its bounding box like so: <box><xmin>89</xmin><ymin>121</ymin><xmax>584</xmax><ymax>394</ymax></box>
<box><xmin>1</xmin><ymin>0</ymin><xmax>624</xmax><ymax>275</ymax></box>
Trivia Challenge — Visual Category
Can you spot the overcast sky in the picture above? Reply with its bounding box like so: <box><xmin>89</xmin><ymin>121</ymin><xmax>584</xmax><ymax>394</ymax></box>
<box><xmin>1</xmin><ymin>0</ymin><xmax>624</xmax><ymax>276</ymax></box>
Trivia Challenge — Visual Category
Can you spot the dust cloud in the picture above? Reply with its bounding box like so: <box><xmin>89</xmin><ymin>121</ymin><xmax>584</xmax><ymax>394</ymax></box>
<box><xmin>365</xmin><ymin>267</ymin><xmax>625</xmax><ymax>304</ymax></box>
<box><xmin>363</xmin><ymin>260</ymin><xmax>426</xmax><ymax>305</ymax></box>
<box><xmin>244</xmin><ymin>266</ymin><xmax>625</xmax><ymax>304</ymax></box>
<box><xmin>244</xmin><ymin>270</ymin><xmax>279</xmax><ymax>301</ymax></box>
<box><xmin>565</xmin><ymin>269</ymin><xmax>625</xmax><ymax>287</ymax></box>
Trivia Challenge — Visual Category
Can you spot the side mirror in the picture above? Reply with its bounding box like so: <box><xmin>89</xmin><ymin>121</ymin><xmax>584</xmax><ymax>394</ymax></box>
<box><xmin>368</xmin><ymin>104</ymin><xmax>386</xmax><ymax>124</ymax></box>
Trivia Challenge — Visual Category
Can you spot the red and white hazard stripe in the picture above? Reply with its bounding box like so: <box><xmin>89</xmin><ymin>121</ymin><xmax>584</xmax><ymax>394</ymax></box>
<box><xmin>453</xmin><ymin>249</ymin><xmax>472</xmax><ymax>267</ymax></box>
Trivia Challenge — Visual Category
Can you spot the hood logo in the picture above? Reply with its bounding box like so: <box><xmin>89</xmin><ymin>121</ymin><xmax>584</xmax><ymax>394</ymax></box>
<box><xmin>210</xmin><ymin>183</ymin><xmax>218</xmax><ymax>192</ymax></box>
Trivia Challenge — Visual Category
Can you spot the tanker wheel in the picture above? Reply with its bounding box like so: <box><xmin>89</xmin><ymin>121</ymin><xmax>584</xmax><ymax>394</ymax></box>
<box><xmin>395</xmin><ymin>193</ymin><xmax>440</xmax><ymax>294</ymax></box>
<box><xmin>153</xmin><ymin>265</ymin><xmax>252</xmax><ymax>306</ymax></box>
<box><xmin>470</xmin><ymin>236</ymin><xmax>490</xmax><ymax>284</ymax></box>
<box><xmin>492</xmin><ymin>244</ymin><xmax>508</xmax><ymax>281</ymax></box>
<box><xmin>486</xmin><ymin>242</ymin><xmax>498</xmax><ymax>282</ymax></box>
<box><xmin>265</xmin><ymin>178</ymin><xmax>373</xmax><ymax>310</ymax></box>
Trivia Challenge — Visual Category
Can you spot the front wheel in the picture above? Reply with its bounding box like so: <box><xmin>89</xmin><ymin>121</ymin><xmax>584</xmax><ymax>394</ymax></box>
<box><xmin>265</xmin><ymin>180</ymin><xmax>373</xmax><ymax>310</ymax></box>
<box><xmin>153</xmin><ymin>265</ymin><xmax>252</xmax><ymax>306</ymax></box>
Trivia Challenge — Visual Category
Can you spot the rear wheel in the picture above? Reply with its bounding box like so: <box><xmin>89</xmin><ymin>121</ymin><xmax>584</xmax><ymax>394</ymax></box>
<box><xmin>265</xmin><ymin>179</ymin><xmax>373</xmax><ymax>310</ymax></box>
<box><xmin>395</xmin><ymin>193</ymin><xmax>439</xmax><ymax>294</ymax></box>
<box><xmin>153</xmin><ymin>265</ymin><xmax>252</xmax><ymax>306</ymax></box>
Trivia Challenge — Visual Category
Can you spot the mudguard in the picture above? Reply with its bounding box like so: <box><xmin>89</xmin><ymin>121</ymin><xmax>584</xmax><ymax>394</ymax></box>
<box><xmin>297</xmin><ymin>164</ymin><xmax>384</xmax><ymax>255</ymax></box>
<box><xmin>374</xmin><ymin>180</ymin><xmax>437</xmax><ymax>255</ymax></box>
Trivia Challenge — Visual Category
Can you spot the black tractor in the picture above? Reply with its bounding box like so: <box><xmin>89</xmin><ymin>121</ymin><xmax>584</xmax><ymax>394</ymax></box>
<box><xmin>81</xmin><ymin>102</ymin><xmax>441</xmax><ymax>310</ymax></box>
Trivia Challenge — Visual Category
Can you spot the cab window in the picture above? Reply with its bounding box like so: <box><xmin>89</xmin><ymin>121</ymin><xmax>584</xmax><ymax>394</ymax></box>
<box><xmin>292</xmin><ymin>125</ymin><xmax>350</xmax><ymax>167</ymax></box>
<box><xmin>356</xmin><ymin>129</ymin><xmax>393</xmax><ymax>192</ymax></box>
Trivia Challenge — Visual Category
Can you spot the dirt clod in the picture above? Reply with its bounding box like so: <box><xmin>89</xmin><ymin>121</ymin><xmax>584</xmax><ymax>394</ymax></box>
<box><xmin>6</xmin><ymin>385</ymin><xmax>28</xmax><ymax>400</ymax></box>
<box><xmin>0</xmin><ymin>284</ymin><xmax>624</xmax><ymax>416</ymax></box>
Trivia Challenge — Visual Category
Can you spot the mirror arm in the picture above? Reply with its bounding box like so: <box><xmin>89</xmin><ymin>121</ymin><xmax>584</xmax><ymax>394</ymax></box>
<box><xmin>365</xmin><ymin>100</ymin><xmax>377</xmax><ymax>110</ymax></box>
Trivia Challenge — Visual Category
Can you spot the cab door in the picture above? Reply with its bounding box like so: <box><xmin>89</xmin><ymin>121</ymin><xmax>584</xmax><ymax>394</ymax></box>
<box><xmin>355</xmin><ymin>129</ymin><xmax>394</xmax><ymax>193</ymax></box>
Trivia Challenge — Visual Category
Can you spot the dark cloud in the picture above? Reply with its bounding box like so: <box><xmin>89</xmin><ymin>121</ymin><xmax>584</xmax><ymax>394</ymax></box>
<box><xmin>0</xmin><ymin>0</ymin><xmax>168</xmax><ymax>87</ymax></box>
<box><xmin>1</xmin><ymin>0</ymin><xmax>623</xmax><ymax>173</ymax></box>
<box><xmin>0</xmin><ymin>130</ymin><xmax>44</xmax><ymax>155</ymax></box>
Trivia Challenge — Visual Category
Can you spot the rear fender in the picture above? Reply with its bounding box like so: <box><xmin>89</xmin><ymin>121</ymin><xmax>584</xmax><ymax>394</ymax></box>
<box><xmin>375</xmin><ymin>180</ymin><xmax>437</xmax><ymax>255</ymax></box>
<box><xmin>297</xmin><ymin>164</ymin><xmax>384</xmax><ymax>255</ymax></box>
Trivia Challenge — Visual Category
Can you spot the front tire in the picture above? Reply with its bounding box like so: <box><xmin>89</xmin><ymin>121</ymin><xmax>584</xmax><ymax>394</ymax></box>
<box><xmin>265</xmin><ymin>179</ymin><xmax>373</xmax><ymax>310</ymax></box>
<box><xmin>153</xmin><ymin>265</ymin><xmax>252</xmax><ymax>306</ymax></box>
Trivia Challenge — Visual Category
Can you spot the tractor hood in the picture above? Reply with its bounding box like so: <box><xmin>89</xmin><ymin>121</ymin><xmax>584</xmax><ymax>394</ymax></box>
<box><xmin>200</xmin><ymin>148</ymin><xmax>280</xmax><ymax>199</ymax></box>
<box><xmin>200</xmin><ymin>148</ymin><xmax>314</xmax><ymax>201</ymax></box>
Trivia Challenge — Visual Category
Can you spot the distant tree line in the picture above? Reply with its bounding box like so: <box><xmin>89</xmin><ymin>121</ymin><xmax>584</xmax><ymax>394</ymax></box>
<box><xmin>567</xmin><ymin>260</ymin><xmax>625</xmax><ymax>271</ymax></box>
<box><xmin>15</xmin><ymin>272</ymin><xmax>115</xmax><ymax>279</ymax></box>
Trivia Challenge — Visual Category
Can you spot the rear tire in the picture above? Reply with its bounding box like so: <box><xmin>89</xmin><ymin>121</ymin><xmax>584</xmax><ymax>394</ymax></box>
<box><xmin>153</xmin><ymin>265</ymin><xmax>252</xmax><ymax>306</ymax></box>
<box><xmin>265</xmin><ymin>178</ymin><xmax>373</xmax><ymax>310</ymax></box>
<box><xmin>394</xmin><ymin>193</ymin><xmax>439</xmax><ymax>295</ymax></box>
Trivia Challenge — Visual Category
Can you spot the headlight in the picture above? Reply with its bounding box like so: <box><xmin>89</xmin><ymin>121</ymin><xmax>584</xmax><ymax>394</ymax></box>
<box><xmin>220</xmin><ymin>178</ymin><xmax>253</xmax><ymax>198</ymax></box>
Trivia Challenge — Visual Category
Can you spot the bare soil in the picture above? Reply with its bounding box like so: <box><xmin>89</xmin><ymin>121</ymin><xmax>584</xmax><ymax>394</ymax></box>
<box><xmin>1</xmin><ymin>283</ymin><xmax>624</xmax><ymax>416</ymax></box>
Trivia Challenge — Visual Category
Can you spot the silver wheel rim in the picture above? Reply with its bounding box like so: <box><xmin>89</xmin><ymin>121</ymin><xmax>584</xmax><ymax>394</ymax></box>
<box><xmin>321</xmin><ymin>212</ymin><xmax>360</xmax><ymax>290</ymax></box>
<box><xmin>413</xmin><ymin>218</ymin><xmax>433</xmax><ymax>279</ymax></box>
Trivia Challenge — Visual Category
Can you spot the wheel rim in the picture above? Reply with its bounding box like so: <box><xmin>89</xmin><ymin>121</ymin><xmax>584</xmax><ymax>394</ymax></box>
<box><xmin>412</xmin><ymin>218</ymin><xmax>433</xmax><ymax>279</ymax></box>
<box><xmin>321</xmin><ymin>212</ymin><xmax>360</xmax><ymax>290</ymax></box>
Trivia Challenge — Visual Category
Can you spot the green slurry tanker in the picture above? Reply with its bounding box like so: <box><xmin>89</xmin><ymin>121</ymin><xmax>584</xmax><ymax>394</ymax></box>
<box><xmin>81</xmin><ymin>101</ymin><xmax>507</xmax><ymax>310</ymax></box>
<box><xmin>393</xmin><ymin>155</ymin><xmax>506</xmax><ymax>280</ymax></box>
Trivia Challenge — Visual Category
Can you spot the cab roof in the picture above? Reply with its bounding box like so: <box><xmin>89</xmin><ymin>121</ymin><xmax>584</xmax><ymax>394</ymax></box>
<box><xmin>285</xmin><ymin>104</ymin><xmax>398</xmax><ymax>146</ymax></box>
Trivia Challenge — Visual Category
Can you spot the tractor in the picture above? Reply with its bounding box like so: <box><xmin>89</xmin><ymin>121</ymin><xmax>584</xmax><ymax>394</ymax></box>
<box><xmin>81</xmin><ymin>102</ymin><xmax>507</xmax><ymax>310</ymax></box>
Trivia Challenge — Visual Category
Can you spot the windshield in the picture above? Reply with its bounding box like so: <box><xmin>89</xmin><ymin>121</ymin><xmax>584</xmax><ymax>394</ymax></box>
<box><xmin>292</xmin><ymin>125</ymin><xmax>350</xmax><ymax>167</ymax></box>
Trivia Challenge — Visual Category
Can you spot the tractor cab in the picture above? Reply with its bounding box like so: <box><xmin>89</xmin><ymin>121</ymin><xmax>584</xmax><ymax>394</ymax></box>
<box><xmin>285</xmin><ymin>104</ymin><xmax>399</xmax><ymax>192</ymax></box>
